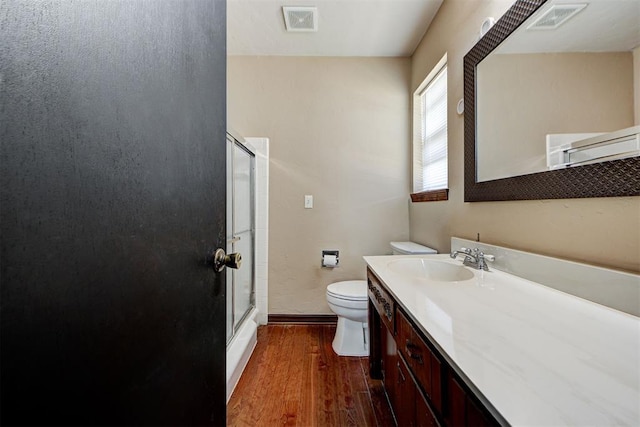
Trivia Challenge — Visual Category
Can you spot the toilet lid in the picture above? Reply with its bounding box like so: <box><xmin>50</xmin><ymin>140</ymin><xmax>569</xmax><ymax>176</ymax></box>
<box><xmin>390</xmin><ymin>241</ymin><xmax>437</xmax><ymax>254</ymax></box>
<box><xmin>327</xmin><ymin>280</ymin><xmax>367</xmax><ymax>301</ymax></box>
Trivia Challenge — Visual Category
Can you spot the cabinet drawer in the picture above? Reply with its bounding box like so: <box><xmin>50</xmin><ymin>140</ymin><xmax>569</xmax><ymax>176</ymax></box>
<box><xmin>397</xmin><ymin>309</ymin><xmax>431</xmax><ymax>387</ymax></box>
<box><xmin>367</xmin><ymin>270</ymin><xmax>394</xmax><ymax>332</ymax></box>
<box><xmin>397</xmin><ymin>309</ymin><xmax>442</xmax><ymax>414</ymax></box>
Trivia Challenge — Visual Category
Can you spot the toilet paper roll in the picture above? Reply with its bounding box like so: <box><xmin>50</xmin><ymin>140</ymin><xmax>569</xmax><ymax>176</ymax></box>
<box><xmin>323</xmin><ymin>254</ymin><xmax>338</xmax><ymax>267</ymax></box>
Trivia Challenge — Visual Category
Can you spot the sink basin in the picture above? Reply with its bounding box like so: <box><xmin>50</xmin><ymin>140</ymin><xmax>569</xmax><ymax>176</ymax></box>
<box><xmin>387</xmin><ymin>258</ymin><xmax>475</xmax><ymax>282</ymax></box>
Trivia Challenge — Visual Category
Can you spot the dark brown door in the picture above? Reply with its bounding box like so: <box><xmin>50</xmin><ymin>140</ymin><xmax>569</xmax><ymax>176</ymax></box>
<box><xmin>1</xmin><ymin>1</ymin><xmax>227</xmax><ymax>425</ymax></box>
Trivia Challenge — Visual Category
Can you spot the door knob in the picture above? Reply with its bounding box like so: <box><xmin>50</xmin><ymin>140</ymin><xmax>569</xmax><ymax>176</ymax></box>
<box><xmin>213</xmin><ymin>248</ymin><xmax>242</xmax><ymax>272</ymax></box>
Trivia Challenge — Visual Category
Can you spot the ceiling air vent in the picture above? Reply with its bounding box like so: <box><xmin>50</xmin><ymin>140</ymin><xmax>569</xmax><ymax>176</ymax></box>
<box><xmin>282</xmin><ymin>6</ymin><xmax>318</xmax><ymax>32</ymax></box>
<box><xmin>527</xmin><ymin>3</ymin><xmax>587</xmax><ymax>30</ymax></box>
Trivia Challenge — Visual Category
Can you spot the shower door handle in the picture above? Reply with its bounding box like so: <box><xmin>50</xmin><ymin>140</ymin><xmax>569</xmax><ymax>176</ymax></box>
<box><xmin>213</xmin><ymin>248</ymin><xmax>242</xmax><ymax>272</ymax></box>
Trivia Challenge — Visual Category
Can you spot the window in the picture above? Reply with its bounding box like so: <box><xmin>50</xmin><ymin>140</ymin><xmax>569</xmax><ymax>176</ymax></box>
<box><xmin>412</xmin><ymin>55</ymin><xmax>448</xmax><ymax>202</ymax></box>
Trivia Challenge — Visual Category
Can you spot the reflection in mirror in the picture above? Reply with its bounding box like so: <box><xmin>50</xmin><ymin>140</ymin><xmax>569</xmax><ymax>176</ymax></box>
<box><xmin>475</xmin><ymin>0</ymin><xmax>640</xmax><ymax>182</ymax></box>
<box><xmin>464</xmin><ymin>0</ymin><xmax>640</xmax><ymax>201</ymax></box>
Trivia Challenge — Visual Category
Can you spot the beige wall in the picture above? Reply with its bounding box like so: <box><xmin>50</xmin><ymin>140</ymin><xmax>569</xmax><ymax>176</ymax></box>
<box><xmin>409</xmin><ymin>0</ymin><xmax>640</xmax><ymax>273</ymax></box>
<box><xmin>477</xmin><ymin>52</ymin><xmax>634</xmax><ymax>181</ymax></box>
<box><xmin>635</xmin><ymin>46</ymin><xmax>640</xmax><ymax>125</ymax></box>
<box><xmin>228</xmin><ymin>57</ymin><xmax>411</xmax><ymax>314</ymax></box>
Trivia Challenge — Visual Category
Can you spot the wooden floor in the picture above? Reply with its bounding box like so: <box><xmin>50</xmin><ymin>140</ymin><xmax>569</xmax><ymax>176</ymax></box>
<box><xmin>227</xmin><ymin>324</ymin><xmax>395</xmax><ymax>427</ymax></box>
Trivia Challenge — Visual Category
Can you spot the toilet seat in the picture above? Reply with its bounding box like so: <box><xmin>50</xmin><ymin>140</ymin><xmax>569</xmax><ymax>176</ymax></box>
<box><xmin>326</xmin><ymin>280</ymin><xmax>367</xmax><ymax>301</ymax></box>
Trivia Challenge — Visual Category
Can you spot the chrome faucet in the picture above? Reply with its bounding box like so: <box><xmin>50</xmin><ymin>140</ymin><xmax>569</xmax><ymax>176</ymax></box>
<box><xmin>450</xmin><ymin>247</ymin><xmax>495</xmax><ymax>271</ymax></box>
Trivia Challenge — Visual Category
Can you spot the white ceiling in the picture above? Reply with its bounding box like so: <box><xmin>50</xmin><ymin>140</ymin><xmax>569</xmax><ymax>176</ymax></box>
<box><xmin>227</xmin><ymin>0</ymin><xmax>444</xmax><ymax>57</ymax></box>
<box><xmin>497</xmin><ymin>0</ymin><xmax>640</xmax><ymax>54</ymax></box>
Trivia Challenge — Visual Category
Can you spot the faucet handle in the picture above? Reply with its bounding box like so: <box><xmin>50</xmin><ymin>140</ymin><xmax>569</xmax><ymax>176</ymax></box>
<box><xmin>481</xmin><ymin>253</ymin><xmax>495</xmax><ymax>262</ymax></box>
<box><xmin>477</xmin><ymin>251</ymin><xmax>495</xmax><ymax>271</ymax></box>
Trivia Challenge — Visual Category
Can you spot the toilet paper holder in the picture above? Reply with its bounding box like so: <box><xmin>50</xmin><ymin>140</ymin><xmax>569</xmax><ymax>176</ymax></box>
<box><xmin>321</xmin><ymin>250</ymin><xmax>339</xmax><ymax>268</ymax></box>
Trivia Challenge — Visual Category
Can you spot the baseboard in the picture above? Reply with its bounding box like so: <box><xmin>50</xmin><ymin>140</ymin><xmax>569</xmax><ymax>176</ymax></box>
<box><xmin>268</xmin><ymin>314</ymin><xmax>338</xmax><ymax>325</ymax></box>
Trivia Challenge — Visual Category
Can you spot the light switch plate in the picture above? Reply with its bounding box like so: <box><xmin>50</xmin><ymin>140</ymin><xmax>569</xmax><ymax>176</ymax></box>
<box><xmin>304</xmin><ymin>195</ymin><xmax>313</xmax><ymax>209</ymax></box>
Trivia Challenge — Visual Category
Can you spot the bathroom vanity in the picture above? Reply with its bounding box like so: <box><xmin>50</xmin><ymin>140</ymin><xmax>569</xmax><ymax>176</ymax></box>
<box><xmin>368</xmin><ymin>265</ymin><xmax>499</xmax><ymax>426</ymax></box>
<box><xmin>365</xmin><ymin>244</ymin><xmax>639</xmax><ymax>426</ymax></box>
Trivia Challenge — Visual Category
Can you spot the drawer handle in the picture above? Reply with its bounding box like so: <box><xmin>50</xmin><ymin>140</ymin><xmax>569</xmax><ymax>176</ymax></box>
<box><xmin>405</xmin><ymin>340</ymin><xmax>424</xmax><ymax>365</ymax></box>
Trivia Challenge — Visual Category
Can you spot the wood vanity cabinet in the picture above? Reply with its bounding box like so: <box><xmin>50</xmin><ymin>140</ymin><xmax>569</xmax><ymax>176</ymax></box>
<box><xmin>367</xmin><ymin>268</ymin><xmax>499</xmax><ymax>427</ymax></box>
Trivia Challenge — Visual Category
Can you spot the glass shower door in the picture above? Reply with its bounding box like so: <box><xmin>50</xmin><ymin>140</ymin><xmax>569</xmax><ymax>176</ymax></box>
<box><xmin>226</xmin><ymin>135</ymin><xmax>255</xmax><ymax>344</ymax></box>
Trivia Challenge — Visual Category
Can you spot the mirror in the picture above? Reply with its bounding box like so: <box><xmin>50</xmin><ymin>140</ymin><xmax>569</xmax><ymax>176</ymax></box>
<box><xmin>464</xmin><ymin>0</ymin><xmax>640</xmax><ymax>201</ymax></box>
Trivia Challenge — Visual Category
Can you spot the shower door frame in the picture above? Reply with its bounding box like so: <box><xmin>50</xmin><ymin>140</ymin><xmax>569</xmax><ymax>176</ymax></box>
<box><xmin>226</xmin><ymin>133</ymin><xmax>256</xmax><ymax>344</ymax></box>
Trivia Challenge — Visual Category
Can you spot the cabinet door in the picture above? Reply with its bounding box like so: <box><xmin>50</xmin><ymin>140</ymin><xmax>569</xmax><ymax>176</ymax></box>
<box><xmin>416</xmin><ymin>388</ymin><xmax>440</xmax><ymax>427</ymax></box>
<box><xmin>466</xmin><ymin>395</ymin><xmax>493</xmax><ymax>427</ymax></box>
<box><xmin>446</xmin><ymin>373</ymin><xmax>496</xmax><ymax>427</ymax></box>
<box><xmin>396</xmin><ymin>355</ymin><xmax>416</xmax><ymax>427</ymax></box>
<box><xmin>430</xmin><ymin>351</ymin><xmax>443</xmax><ymax>413</ymax></box>
<box><xmin>447</xmin><ymin>375</ymin><xmax>466</xmax><ymax>427</ymax></box>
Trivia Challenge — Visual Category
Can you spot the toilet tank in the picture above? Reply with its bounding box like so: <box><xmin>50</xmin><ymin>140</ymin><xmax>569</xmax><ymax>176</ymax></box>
<box><xmin>390</xmin><ymin>241</ymin><xmax>437</xmax><ymax>255</ymax></box>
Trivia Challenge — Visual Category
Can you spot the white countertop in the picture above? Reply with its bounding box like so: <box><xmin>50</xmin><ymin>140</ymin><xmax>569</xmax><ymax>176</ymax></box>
<box><xmin>364</xmin><ymin>254</ymin><xmax>640</xmax><ymax>426</ymax></box>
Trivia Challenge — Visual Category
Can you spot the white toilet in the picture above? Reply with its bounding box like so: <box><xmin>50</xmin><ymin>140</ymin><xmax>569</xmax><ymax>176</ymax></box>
<box><xmin>326</xmin><ymin>241</ymin><xmax>437</xmax><ymax>357</ymax></box>
<box><xmin>326</xmin><ymin>280</ymin><xmax>369</xmax><ymax>356</ymax></box>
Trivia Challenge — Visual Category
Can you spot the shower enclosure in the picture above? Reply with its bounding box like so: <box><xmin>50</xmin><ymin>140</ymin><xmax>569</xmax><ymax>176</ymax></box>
<box><xmin>226</xmin><ymin>134</ymin><xmax>255</xmax><ymax>344</ymax></box>
<box><xmin>225</xmin><ymin>132</ymin><xmax>268</xmax><ymax>401</ymax></box>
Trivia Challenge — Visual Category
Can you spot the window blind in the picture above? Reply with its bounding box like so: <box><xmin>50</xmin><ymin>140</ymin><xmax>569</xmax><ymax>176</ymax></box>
<box><xmin>416</xmin><ymin>65</ymin><xmax>447</xmax><ymax>192</ymax></box>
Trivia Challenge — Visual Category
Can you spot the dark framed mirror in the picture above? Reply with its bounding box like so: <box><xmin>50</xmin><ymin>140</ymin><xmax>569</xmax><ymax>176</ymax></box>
<box><xmin>463</xmin><ymin>0</ymin><xmax>640</xmax><ymax>202</ymax></box>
